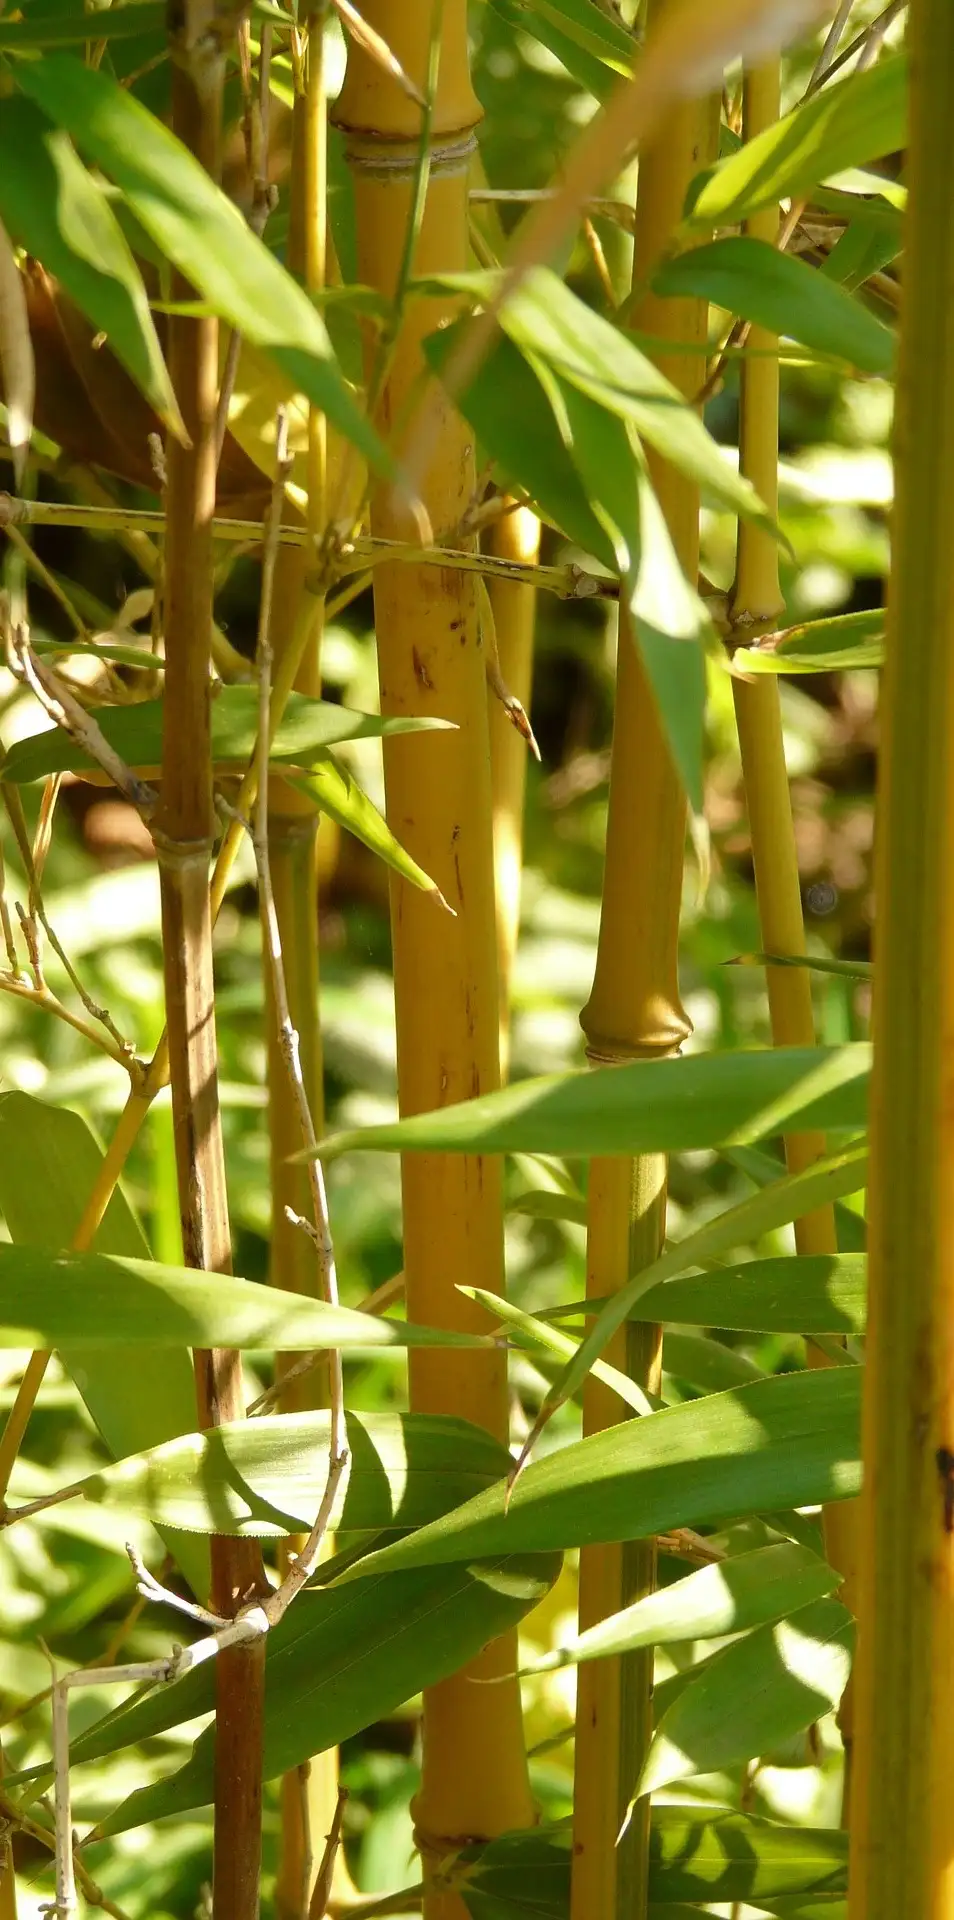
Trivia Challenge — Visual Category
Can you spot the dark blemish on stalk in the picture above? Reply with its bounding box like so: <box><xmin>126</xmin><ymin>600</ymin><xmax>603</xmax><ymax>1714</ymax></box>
<box><xmin>451</xmin><ymin>823</ymin><xmax>461</xmax><ymax>842</ymax></box>
<box><xmin>936</xmin><ymin>1447</ymin><xmax>954</xmax><ymax>1532</ymax></box>
<box><xmin>412</xmin><ymin>647</ymin><xmax>433</xmax><ymax>690</ymax></box>
<box><xmin>454</xmin><ymin>851</ymin><xmax>464</xmax><ymax>903</ymax></box>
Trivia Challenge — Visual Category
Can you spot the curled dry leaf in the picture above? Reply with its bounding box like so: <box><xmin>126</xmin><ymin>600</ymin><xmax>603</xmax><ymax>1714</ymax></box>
<box><xmin>0</xmin><ymin>216</ymin><xmax>35</xmax><ymax>488</ymax></box>
<box><xmin>399</xmin><ymin>0</ymin><xmax>828</xmax><ymax>499</ymax></box>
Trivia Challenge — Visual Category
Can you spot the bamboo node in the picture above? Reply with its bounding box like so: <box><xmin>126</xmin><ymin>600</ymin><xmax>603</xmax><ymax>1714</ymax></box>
<box><xmin>151</xmin><ymin>826</ymin><xmax>216</xmax><ymax>870</ymax></box>
<box><xmin>338</xmin><ymin>131</ymin><xmax>477</xmax><ymax>179</ymax></box>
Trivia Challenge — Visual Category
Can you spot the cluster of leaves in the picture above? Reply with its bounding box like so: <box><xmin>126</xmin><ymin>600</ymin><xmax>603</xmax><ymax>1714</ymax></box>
<box><xmin>0</xmin><ymin>0</ymin><xmax>899</xmax><ymax>1913</ymax></box>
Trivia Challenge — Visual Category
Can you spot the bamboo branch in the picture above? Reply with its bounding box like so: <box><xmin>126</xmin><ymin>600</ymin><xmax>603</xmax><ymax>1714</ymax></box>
<box><xmin>154</xmin><ymin>13</ymin><xmax>267</xmax><ymax>1917</ymax></box>
<box><xmin>486</xmin><ymin>501</ymin><xmax>540</xmax><ymax>1078</ymax></box>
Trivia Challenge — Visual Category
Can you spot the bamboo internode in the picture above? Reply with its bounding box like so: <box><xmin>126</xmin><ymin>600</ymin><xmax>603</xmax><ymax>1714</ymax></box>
<box><xmin>335</xmin><ymin>8</ymin><xmax>533</xmax><ymax>1912</ymax></box>
<box><xmin>573</xmin><ymin>49</ymin><xmax>716</xmax><ymax>1918</ymax></box>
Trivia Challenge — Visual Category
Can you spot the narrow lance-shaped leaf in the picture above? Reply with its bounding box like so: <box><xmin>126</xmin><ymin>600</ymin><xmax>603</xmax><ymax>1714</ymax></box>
<box><xmin>688</xmin><ymin>53</ymin><xmax>908</xmax><ymax>227</ymax></box>
<box><xmin>629</xmin><ymin>1251</ymin><xmax>867</xmax><ymax>1336</ymax></box>
<box><xmin>30</xmin><ymin>1410</ymin><xmax>511</xmax><ymax>1539</ymax></box>
<box><xmin>523</xmin><ymin>1542</ymin><xmax>841</xmax><ymax>1673</ymax></box>
<box><xmin>322</xmin><ymin>1366</ymin><xmax>862</xmax><ymax>1579</ymax></box>
<box><xmin>0</xmin><ymin>1243</ymin><xmax>495</xmax><ymax>1353</ymax></box>
<box><xmin>309</xmin><ymin>1042</ymin><xmax>871</xmax><ymax>1161</ymax></box>
<box><xmin>653</xmin><ymin>236</ymin><xmax>895</xmax><ymax>377</ymax></box>
<box><xmin>455</xmin><ymin>1808</ymin><xmax>848</xmax><ymax>1918</ymax></box>
<box><xmin>526</xmin><ymin>1140</ymin><xmax>866</xmax><ymax>1433</ymax></box>
<box><xmin>1</xmin><ymin>687</ymin><xmax>451</xmax><ymax>784</ymax></box>
<box><xmin>12</xmin><ymin>54</ymin><xmax>394</xmax><ymax>475</ymax></box>
<box><xmin>636</xmin><ymin>1596</ymin><xmax>854</xmax><ymax>1798</ymax></box>
<box><xmin>91</xmin><ymin>1553</ymin><xmax>562</xmax><ymax>1835</ymax></box>
<box><xmin>0</xmin><ymin>97</ymin><xmax>185</xmax><ymax>438</ymax></box>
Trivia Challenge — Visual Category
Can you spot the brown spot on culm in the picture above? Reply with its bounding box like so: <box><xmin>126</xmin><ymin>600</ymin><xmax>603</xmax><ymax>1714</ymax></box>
<box><xmin>453</xmin><ymin>850</ymin><xmax>464</xmax><ymax>904</ymax></box>
<box><xmin>936</xmin><ymin>1447</ymin><xmax>954</xmax><ymax>1532</ymax></box>
<box><xmin>412</xmin><ymin>646</ymin><xmax>433</xmax><ymax>690</ymax></box>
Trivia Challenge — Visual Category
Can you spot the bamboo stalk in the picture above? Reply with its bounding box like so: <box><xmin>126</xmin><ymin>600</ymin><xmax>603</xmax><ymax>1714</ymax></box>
<box><xmin>264</xmin><ymin>23</ymin><xmax>349</xmax><ymax>1915</ymax></box>
<box><xmin>728</xmin><ymin>58</ymin><xmax>859</xmax><ymax>1810</ymax></box>
<box><xmin>334</xmin><ymin>12</ymin><xmax>532</xmax><ymax>1914</ymax></box>
<box><xmin>154</xmin><ymin>16</ymin><xmax>266</xmax><ymax>1919</ymax></box>
<box><xmin>572</xmin><ymin>55</ymin><xmax>717</xmax><ymax>1920</ymax></box>
<box><xmin>488</xmin><ymin>503</ymin><xmax>539</xmax><ymax>1075</ymax></box>
<box><xmin>847</xmin><ymin>3</ymin><xmax>954</xmax><ymax>1911</ymax></box>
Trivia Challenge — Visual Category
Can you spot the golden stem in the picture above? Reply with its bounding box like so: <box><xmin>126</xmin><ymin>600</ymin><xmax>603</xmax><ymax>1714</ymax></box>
<box><xmin>572</xmin><ymin>49</ymin><xmax>717</xmax><ymax>1919</ymax></box>
<box><xmin>847</xmin><ymin>2</ymin><xmax>954</xmax><ymax>1912</ymax></box>
<box><xmin>335</xmin><ymin>11</ymin><xmax>532</xmax><ymax>1914</ymax></box>
<box><xmin>488</xmin><ymin>502</ymin><xmax>539</xmax><ymax>1078</ymax></box>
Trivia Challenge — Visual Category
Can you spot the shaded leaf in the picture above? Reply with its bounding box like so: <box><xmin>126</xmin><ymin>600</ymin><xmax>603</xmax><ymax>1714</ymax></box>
<box><xmin>313</xmin><ymin>1043</ymin><xmax>871</xmax><ymax>1161</ymax></box>
<box><xmin>0</xmin><ymin>1242</ymin><xmax>494</xmax><ymax>1356</ymax></box>
<box><xmin>654</xmin><ymin>237</ymin><xmax>894</xmax><ymax>376</ymax></box>
<box><xmin>525</xmin><ymin>1542</ymin><xmax>840</xmax><ymax>1672</ymax></box>
<box><xmin>0</xmin><ymin>96</ymin><xmax>183</xmax><ymax>436</ymax></box>
<box><xmin>326</xmin><ymin>1367</ymin><xmax>862</xmax><ymax>1577</ymax></box>
<box><xmin>638</xmin><ymin>1597</ymin><xmax>854</xmax><ymax>1796</ymax></box>
<box><xmin>92</xmin><ymin>1553</ymin><xmax>562</xmax><ymax>1833</ymax></box>
<box><xmin>455</xmin><ymin>1809</ymin><xmax>847</xmax><ymax>1918</ymax></box>
<box><xmin>636</xmin><ymin>1252</ymin><xmax>866</xmax><ymax>1336</ymax></box>
<box><xmin>0</xmin><ymin>1</ymin><xmax>166</xmax><ymax>46</ymax></box>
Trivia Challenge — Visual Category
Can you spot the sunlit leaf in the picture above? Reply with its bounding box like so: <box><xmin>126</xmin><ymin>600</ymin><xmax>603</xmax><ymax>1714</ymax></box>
<box><xmin>638</xmin><ymin>1597</ymin><xmax>854</xmax><ymax>1795</ymax></box>
<box><xmin>732</xmin><ymin>609</ymin><xmax>884</xmax><ymax>674</ymax></box>
<box><xmin>0</xmin><ymin>96</ymin><xmax>184</xmax><ymax>436</ymax></box>
<box><xmin>524</xmin><ymin>1543</ymin><xmax>840</xmax><ymax>1672</ymax></box>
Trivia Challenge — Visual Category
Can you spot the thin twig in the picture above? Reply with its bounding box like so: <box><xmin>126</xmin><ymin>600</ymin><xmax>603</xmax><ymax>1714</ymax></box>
<box><xmin>247</xmin><ymin>411</ymin><xmax>349</xmax><ymax>1617</ymax></box>
<box><xmin>247</xmin><ymin>1269</ymin><xmax>405</xmax><ymax>1415</ymax></box>
<box><xmin>8</xmin><ymin>622</ymin><xmax>157</xmax><ymax>814</ymax></box>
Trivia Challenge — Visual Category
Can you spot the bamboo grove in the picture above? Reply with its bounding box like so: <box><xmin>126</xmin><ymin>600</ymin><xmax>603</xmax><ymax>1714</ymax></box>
<box><xmin>0</xmin><ymin>2</ymin><xmax>937</xmax><ymax>1918</ymax></box>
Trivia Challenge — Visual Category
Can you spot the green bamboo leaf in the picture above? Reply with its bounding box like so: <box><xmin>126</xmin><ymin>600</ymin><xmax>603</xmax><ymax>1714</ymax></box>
<box><xmin>0</xmin><ymin>1092</ymin><xmax>207</xmax><ymax>1595</ymax></box>
<box><xmin>731</xmin><ymin>952</ymin><xmax>873</xmax><ymax>982</ymax></box>
<box><xmin>40</xmin><ymin>1410</ymin><xmax>510</xmax><ymax>1538</ymax></box>
<box><xmin>13</xmin><ymin>54</ymin><xmax>392</xmax><ymax>474</ymax></box>
<box><xmin>542</xmin><ymin>365</ymin><xmax>709</xmax><ymax>809</ymax></box>
<box><xmin>91</xmin><ymin>1552</ymin><xmax>561</xmax><ymax>1834</ymax></box>
<box><xmin>291</xmin><ymin>753</ymin><xmax>447</xmax><ymax>901</ymax></box>
<box><xmin>635</xmin><ymin>1253</ymin><xmax>866</xmax><ymax>1336</ymax></box>
<box><xmin>423</xmin><ymin>325</ymin><xmax>616</xmax><ymax>563</ymax></box>
<box><xmin>426</xmin><ymin>268</ymin><xmax>774</xmax><ymax>530</ymax></box>
<box><xmin>530</xmin><ymin>1141</ymin><xmax>866</xmax><ymax>1424</ymax></box>
<box><xmin>732</xmin><ymin>609</ymin><xmax>884</xmax><ymax>675</ymax></box>
<box><xmin>1</xmin><ymin>687</ymin><xmax>449</xmax><ymax>784</ymax></box>
<box><xmin>0</xmin><ymin>96</ymin><xmax>183</xmax><ymax>436</ymax></box>
<box><xmin>662</xmin><ymin>1329</ymin><xmax>764</xmax><ymax>1392</ymax></box>
<box><xmin>487</xmin><ymin>0</ymin><xmax>633</xmax><ymax>98</ymax></box>
<box><xmin>637</xmin><ymin>1597</ymin><xmax>854</xmax><ymax>1798</ymax></box>
<box><xmin>820</xmin><ymin>212</ymin><xmax>901</xmax><ymax>291</ymax></box>
<box><xmin>0</xmin><ymin>1243</ymin><xmax>494</xmax><ymax>1355</ymax></box>
<box><xmin>455</xmin><ymin>1809</ymin><xmax>848</xmax><ymax>1917</ymax></box>
<box><xmin>654</xmin><ymin>237</ymin><xmax>894</xmax><ymax>376</ymax></box>
<box><xmin>0</xmin><ymin>1</ymin><xmax>165</xmax><ymax>45</ymax></box>
<box><xmin>525</xmin><ymin>1543</ymin><xmax>840</xmax><ymax>1674</ymax></box>
<box><xmin>689</xmin><ymin>54</ymin><xmax>908</xmax><ymax>226</ymax></box>
<box><xmin>310</xmin><ymin>1043</ymin><xmax>871</xmax><ymax>1160</ymax></box>
<box><xmin>324</xmin><ymin>1367</ymin><xmax>861</xmax><ymax>1578</ymax></box>
<box><xmin>463</xmin><ymin>1285</ymin><xmax>658</xmax><ymax>1416</ymax></box>
<box><xmin>507</xmin><ymin>1189</ymin><xmax>588</xmax><ymax>1227</ymax></box>
<box><xmin>725</xmin><ymin>1141</ymin><xmax>866</xmax><ymax>1253</ymax></box>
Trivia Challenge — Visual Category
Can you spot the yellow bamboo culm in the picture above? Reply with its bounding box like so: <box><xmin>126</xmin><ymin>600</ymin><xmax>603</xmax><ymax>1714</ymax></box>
<box><xmin>572</xmin><ymin>52</ymin><xmax>717</xmax><ymax>1920</ymax></box>
<box><xmin>728</xmin><ymin>58</ymin><xmax>859</xmax><ymax>1806</ymax></box>
<box><xmin>488</xmin><ymin>503</ymin><xmax>540</xmax><ymax>1073</ymax></box>
<box><xmin>334</xmin><ymin>11</ymin><xmax>533</xmax><ymax>1916</ymax></box>
<box><xmin>848</xmin><ymin>3</ymin><xmax>954</xmax><ymax>1912</ymax></box>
